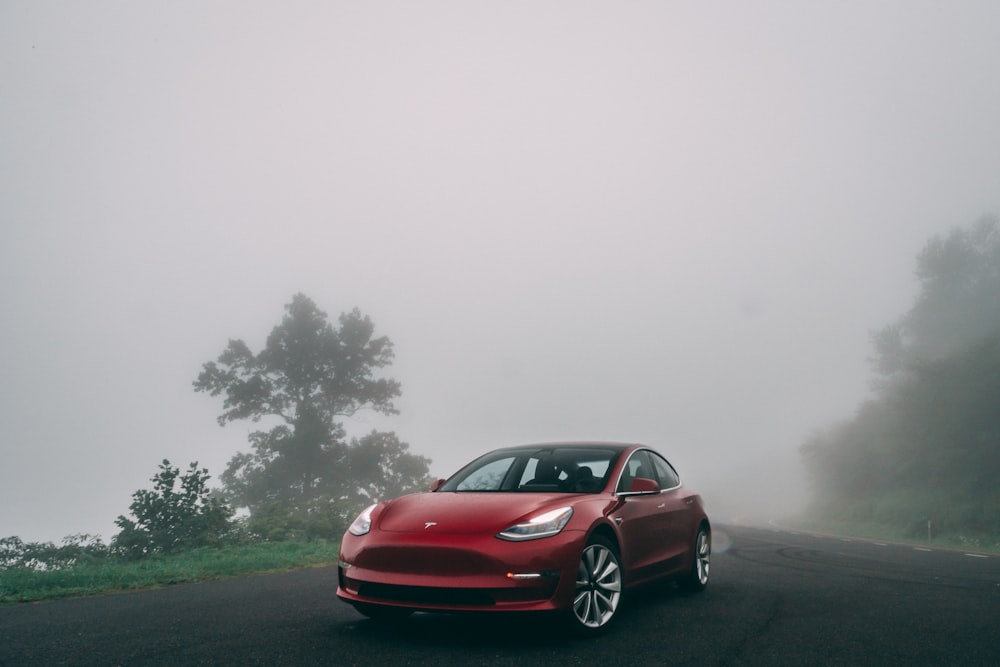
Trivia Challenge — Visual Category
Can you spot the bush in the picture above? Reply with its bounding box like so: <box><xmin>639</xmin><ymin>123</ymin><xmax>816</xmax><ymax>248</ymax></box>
<box><xmin>0</xmin><ymin>534</ymin><xmax>108</xmax><ymax>572</ymax></box>
<box><xmin>112</xmin><ymin>460</ymin><xmax>235</xmax><ymax>559</ymax></box>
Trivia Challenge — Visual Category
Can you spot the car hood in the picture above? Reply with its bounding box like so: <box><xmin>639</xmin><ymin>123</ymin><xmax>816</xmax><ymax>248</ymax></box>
<box><xmin>377</xmin><ymin>492</ymin><xmax>571</xmax><ymax>534</ymax></box>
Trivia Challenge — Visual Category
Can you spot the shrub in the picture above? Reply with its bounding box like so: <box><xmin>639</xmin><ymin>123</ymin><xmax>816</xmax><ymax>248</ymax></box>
<box><xmin>112</xmin><ymin>460</ymin><xmax>235</xmax><ymax>559</ymax></box>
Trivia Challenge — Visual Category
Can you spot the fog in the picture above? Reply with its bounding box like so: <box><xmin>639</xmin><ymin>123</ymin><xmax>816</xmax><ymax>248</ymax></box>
<box><xmin>3</xmin><ymin>1</ymin><xmax>1000</xmax><ymax>542</ymax></box>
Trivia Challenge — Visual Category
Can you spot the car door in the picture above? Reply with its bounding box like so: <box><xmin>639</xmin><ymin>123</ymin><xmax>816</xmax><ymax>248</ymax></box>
<box><xmin>648</xmin><ymin>451</ymin><xmax>692</xmax><ymax>572</ymax></box>
<box><xmin>610</xmin><ymin>450</ymin><xmax>670</xmax><ymax>583</ymax></box>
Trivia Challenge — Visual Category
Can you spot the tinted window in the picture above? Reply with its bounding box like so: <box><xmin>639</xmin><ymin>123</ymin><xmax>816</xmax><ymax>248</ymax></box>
<box><xmin>650</xmin><ymin>452</ymin><xmax>681</xmax><ymax>489</ymax></box>
<box><xmin>617</xmin><ymin>450</ymin><xmax>657</xmax><ymax>492</ymax></box>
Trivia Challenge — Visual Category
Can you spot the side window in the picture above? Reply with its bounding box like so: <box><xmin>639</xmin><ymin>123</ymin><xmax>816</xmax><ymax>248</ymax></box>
<box><xmin>616</xmin><ymin>451</ymin><xmax>656</xmax><ymax>492</ymax></box>
<box><xmin>650</xmin><ymin>453</ymin><xmax>681</xmax><ymax>489</ymax></box>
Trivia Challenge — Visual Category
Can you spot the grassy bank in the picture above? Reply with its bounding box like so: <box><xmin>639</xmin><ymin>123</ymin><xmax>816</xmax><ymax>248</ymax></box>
<box><xmin>785</xmin><ymin>516</ymin><xmax>1000</xmax><ymax>554</ymax></box>
<box><xmin>0</xmin><ymin>540</ymin><xmax>341</xmax><ymax>604</ymax></box>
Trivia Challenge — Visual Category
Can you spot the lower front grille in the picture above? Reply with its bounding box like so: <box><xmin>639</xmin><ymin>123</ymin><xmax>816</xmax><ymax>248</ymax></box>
<box><xmin>357</xmin><ymin>582</ymin><xmax>496</xmax><ymax>606</ymax></box>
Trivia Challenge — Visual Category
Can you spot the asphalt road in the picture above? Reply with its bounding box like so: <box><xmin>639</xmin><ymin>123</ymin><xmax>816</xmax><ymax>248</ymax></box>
<box><xmin>2</xmin><ymin>525</ymin><xmax>998</xmax><ymax>666</ymax></box>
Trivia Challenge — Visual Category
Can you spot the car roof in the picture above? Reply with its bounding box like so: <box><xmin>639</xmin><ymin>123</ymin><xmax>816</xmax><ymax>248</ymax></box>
<box><xmin>494</xmin><ymin>442</ymin><xmax>640</xmax><ymax>453</ymax></box>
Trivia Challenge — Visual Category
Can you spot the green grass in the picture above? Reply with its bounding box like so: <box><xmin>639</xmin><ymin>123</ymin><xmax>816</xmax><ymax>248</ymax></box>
<box><xmin>785</xmin><ymin>515</ymin><xmax>1000</xmax><ymax>554</ymax></box>
<box><xmin>0</xmin><ymin>540</ymin><xmax>342</xmax><ymax>605</ymax></box>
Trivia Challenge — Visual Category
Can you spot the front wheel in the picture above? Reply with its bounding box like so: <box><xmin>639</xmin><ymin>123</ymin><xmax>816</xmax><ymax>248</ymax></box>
<box><xmin>678</xmin><ymin>524</ymin><xmax>710</xmax><ymax>593</ymax></box>
<box><xmin>569</xmin><ymin>535</ymin><xmax>623</xmax><ymax>633</ymax></box>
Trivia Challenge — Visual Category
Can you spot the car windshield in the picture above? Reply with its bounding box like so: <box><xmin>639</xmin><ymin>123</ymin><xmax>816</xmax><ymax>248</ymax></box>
<box><xmin>438</xmin><ymin>447</ymin><xmax>621</xmax><ymax>493</ymax></box>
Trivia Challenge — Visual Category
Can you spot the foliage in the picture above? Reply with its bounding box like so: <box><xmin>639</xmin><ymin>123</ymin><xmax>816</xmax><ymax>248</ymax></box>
<box><xmin>347</xmin><ymin>430</ymin><xmax>435</xmax><ymax>504</ymax></box>
<box><xmin>0</xmin><ymin>539</ymin><xmax>341</xmax><ymax>604</ymax></box>
<box><xmin>195</xmin><ymin>294</ymin><xmax>400</xmax><ymax>426</ymax></box>
<box><xmin>870</xmin><ymin>217</ymin><xmax>1000</xmax><ymax>387</ymax></box>
<box><xmin>803</xmin><ymin>218</ymin><xmax>1000</xmax><ymax>540</ymax></box>
<box><xmin>112</xmin><ymin>460</ymin><xmax>235</xmax><ymax>559</ymax></box>
<box><xmin>0</xmin><ymin>534</ymin><xmax>108</xmax><ymax>571</ymax></box>
<box><xmin>195</xmin><ymin>294</ymin><xmax>432</xmax><ymax>538</ymax></box>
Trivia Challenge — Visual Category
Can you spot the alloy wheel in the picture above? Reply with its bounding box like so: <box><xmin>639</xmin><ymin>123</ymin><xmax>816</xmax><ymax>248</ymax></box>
<box><xmin>694</xmin><ymin>528</ymin><xmax>710</xmax><ymax>586</ymax></box>
<box><xmin>572</xmin><ymin>539</ymin><xmax>622</xmax><ymax>629</ymax></box>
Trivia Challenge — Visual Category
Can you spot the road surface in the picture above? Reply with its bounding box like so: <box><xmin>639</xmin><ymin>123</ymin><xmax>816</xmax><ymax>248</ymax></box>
<box><xmin>2</xmin><ymin>525</ymin><xmax>998</xmax><ymax>665</ymax></box>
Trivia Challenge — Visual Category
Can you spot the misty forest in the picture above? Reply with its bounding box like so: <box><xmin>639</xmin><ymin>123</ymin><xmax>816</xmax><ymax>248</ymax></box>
<box><xmin>3</xmin><ymin>218</ymin><xmax>1000</xmax><ymax>573</ymax></box>
<box><xmin>802</xmin><ymin>218</ymin><xmax>1000</xmax><ymax>545</ymax></box>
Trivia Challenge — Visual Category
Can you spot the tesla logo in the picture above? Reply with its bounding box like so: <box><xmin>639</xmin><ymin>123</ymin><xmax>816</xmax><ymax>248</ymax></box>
<box><xmin>424</xmin><ymin>522</ymin><xmax>437</xmax><ymax>529</ymax></box>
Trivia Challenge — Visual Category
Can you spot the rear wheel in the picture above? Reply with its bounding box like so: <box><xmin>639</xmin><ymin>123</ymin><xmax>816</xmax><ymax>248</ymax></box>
<box><xmin>678</xmin><ymin>524</ymin><xmax>710</xmax><ymax>593</ymax></box>
<box><xmin>569</xmin><ymin>535</ymin><xmax>623</xmax><ymax>633</ymax></box>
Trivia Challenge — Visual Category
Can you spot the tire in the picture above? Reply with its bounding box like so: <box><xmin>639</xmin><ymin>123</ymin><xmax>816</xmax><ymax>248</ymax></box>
<box><xmin>678</xmin><ymin>524</ymin><xmax>710</xmax><ymax>593</ymax></box>
<box><xmin>353</xmin><ymin>602</ymin><xmax>413</xmax><ymax>623</ymax></box>
<box><xmin>569</xmin><ymin>535</ymin><xmax>623</xmax><ymax>633</ymax></box>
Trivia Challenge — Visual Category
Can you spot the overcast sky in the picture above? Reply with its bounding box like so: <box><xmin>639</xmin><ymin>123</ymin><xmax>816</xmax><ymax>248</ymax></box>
<box><xmin>3</xmin><ymin>1</ymin><xmax>1000</xmax><ymax>543</ymax></box>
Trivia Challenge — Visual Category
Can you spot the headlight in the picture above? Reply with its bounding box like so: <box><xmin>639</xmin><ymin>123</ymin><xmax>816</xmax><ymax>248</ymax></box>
<box><xmin>348</xmin><ymin>504</ymin><xmax>377</xmax><ymax>536</ymax></box>
<box><xmin>497</xmin><ymin>507</ymin><xmax>573</xmax><ymax>541</ymax></box>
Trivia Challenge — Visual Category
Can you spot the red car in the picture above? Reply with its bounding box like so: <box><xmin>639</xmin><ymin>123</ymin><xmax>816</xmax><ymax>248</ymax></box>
<box><xmin>337</xmin><ymin>442</ymin><xmax>710</xmax><ymax>633</ymax></box>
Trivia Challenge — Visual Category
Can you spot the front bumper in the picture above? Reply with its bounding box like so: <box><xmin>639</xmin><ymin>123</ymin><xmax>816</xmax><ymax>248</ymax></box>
<box><xmin>336</xmin><ymin>529</ymin><xmax>585</xmax><ymax>613</ymax></box>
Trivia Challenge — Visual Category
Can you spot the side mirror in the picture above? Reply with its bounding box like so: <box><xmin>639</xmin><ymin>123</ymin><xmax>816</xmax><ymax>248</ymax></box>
<box><xmin>630</xmin><ymin>477</ymin><xmax>661</xmax><ymax>494</ymax></box>
<box><xmin>430</xmin><ymin>478</ymin><xmax>446</xmax><ymax>492</ymax></box>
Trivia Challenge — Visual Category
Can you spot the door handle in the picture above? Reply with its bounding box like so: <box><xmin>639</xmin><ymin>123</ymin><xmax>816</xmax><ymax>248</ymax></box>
<box><xmin>657</xmin><ymin>503</ymin><xmax>666</xmax><ymax>509</ymax></box>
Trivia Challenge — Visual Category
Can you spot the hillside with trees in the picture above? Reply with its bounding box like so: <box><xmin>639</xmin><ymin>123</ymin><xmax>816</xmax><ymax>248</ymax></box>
<box><xmin>3</xmin><ymin>295</ymin><xmax>432</xmax><ymax>596</ymax></box>
<box><xmin>801</xmin><ymin>219</ymin><xmax>1000</xmax><ymax>544</ymax></box>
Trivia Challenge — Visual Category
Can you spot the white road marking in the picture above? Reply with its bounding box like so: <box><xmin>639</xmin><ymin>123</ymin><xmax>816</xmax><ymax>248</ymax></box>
<box><xmin>914</xmin><ymin>547</ymin><xmax>932</xmax><ymax>552</ymax></box>
<box><xmin>964</xmin><ymin>553</ymin><xmax>989</xmax><ymax>559</ymax></box>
